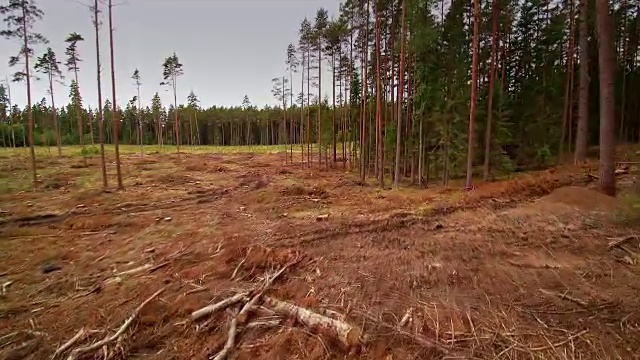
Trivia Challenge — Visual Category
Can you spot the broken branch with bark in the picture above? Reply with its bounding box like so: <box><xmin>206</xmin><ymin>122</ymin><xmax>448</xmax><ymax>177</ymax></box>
<box><xmin>66</xmin><ymin>287</ymin><xmax>166</xmax><ymax>360</ymax></box>
<box><xmin>263</xmin><ymin>296</ymin><xmax>362</xmax><ymax>348</ymax></box>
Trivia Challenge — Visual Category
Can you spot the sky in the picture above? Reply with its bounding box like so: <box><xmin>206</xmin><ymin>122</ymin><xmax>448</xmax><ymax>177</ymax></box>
<box><xmin>0</xmin><ymin>0</ymin><xmax>341</xmax><ymax>110</ymax></box>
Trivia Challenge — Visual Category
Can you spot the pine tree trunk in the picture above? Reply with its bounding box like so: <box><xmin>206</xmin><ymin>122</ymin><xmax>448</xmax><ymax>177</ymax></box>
<box><xmin>332</xmin><ymin>52</ymin><xmax>337</xmax><ymax>164</ymax></box>
<box><xmin>375</xmin><ymin>5</ymin><xmax>383</xmax><ymax>188</ymax></box>
<box><xmin>21</xmin><ymin>2</ymin><xmax>36</xmax><ymax>185</ymax></box>
<box><xmin>574</xmin><ymin>0</ymin><xmax>589</xmax><ymax>164</ymax></box>
<box><xmin>465</xmin><ymin>0</ymin><xmax>480</xmax><ymax>189</ymax></box>
<box><xmin>173</xmin><ymin>83</ymin><xmax>180</xmax><ymax>152</ymax></box>
<box><xmin>93</xmin><ymin>0</ymin><xmax>109</xmax><ymax>188</ymax></box>
<box><xmin>137</xmin><ymin>85</ymin><xmax>143</xmax><ymax>155</ymax></box>
<box><xmin>394</xmin><ymin>0</ymin><xmax>407</xmax><ymax>188</ymax></box>
<box><xmin>618</xmin><ymin>0</ymin><xmax>628</xmax><ymax>141</ymax></box>
<box><xmin>318</xmin><ymin>38</ymin><xmax>323</xmax><ymax>169</ymax></box>
<box><xmin>301</xmin><ymin>52</ymin><xmax>305</xmax><ymax>167</ymax></box>
<box><xmin>360</xmin><ymin>0</ymin><xmax>369</xmax><ymax>183</ymax></box>
<box><xmin>482</xmin><ymin>0</ymin><xmax>499</xmax><ymax>181</ymax></box>
<box><xmin>307</xmin><ymin>48</ymin><xmax>312</xmax><ymax>165</ymax></box>
<box><xmin>595</xmin><ymin>0</ymin><xmax>616</xmax><ymax>196</ymax></box>
<box><xmin>108</xmin><ymin>0</ymin><xmax>123</xmax><ymax>189</ymax></box>
<box><xmin>560</xmin><ymin>0</ymin><xmax>575</xmax><ymax>163</ymax></box>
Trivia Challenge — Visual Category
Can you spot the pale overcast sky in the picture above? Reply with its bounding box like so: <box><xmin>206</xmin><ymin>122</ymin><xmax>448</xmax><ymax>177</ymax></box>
<box><xmin>0</xmin><ymin>0</ymin><xmax>340</xmax><ymax>110</ymax></box>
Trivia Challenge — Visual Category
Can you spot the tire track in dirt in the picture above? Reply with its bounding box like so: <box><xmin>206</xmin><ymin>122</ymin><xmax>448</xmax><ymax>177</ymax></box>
<box><xmin>268</xmin><ymin>172</ymin><xmax>591</xmax><ymax>248</ymax></box>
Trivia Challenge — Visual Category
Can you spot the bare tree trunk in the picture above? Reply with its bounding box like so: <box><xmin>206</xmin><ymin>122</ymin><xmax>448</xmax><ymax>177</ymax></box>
<box><xmin>332</xmin><ymin>52</ymin><xmax>337</xmax><ymax>165</ymax></box>
<box><xmin>595</xmin><ymin>0</ymin><xmax>616</xmax><ymax>196</ymax></box>
<box><xmin>173</xmin><ymin>82</ymin><xmax>180</xmax><ymax>153</ymax></box>
<box><xmin>137</xmin><ymin>83</ymin><xmax>143</xmax><ymax>155</ymax></box>
<box><xmin>108</xmin><ymin>0</ymin><xmax>123</xmax><ymax>189</ymax></box>
<box><xmin>307</xmin><ymin>47</ymin><xmax>311</xmax><ymax>165</ymax></box>
<box><xmin>301</xmin><ymin>52</ymin><xmax>305</xmax><ymax>167</ymax></box>
<box><xmin>21</xmin><ymin>2</ymin><xmax>36</xmax><ymax>185</ymax></box>
<box><xmin>94</xmin><ymin>0</ymin><xmax>107</xmax><ymax>188</ymax></box>
<box><xmin>482</xmin><ymin>0</ymin><xmax>499</xmax><ymax>181</ymax></box>
<box><xmin>375</xmin><ymin>5</ymin><xmax>383</xmax><ymax>188</ymax></box>
<box><xmin>618</xmin><ymin>0</ymin><xmax>628</xmax><ymax>141</ymax></box>
<box><xmin>465</xmin><ymin>0</ymin><xmax>480</xmax><ymax>189</ymax></box>
<box><xmin>318</xmin><ymin>37</ymin><xmax>323</xmax><ymax>169</ymax></box>
<box><xmin>574</xmin><ymin>0</ymin><xmax>589</xmax><ymax>164</ymax></box>
<box><xmin>360</xmin><ymin>0</ymin><xmax>369</xmax><ymax>182</ymax></box>
<box><xmin>559</xmin><ymin>0</ymin><xmax>575</xmax><ymax>163</ymax></box>
<box><xmin>394</xmin><ymin>0</ymin><xmax>407</xmax><ymax>188</ymax></box>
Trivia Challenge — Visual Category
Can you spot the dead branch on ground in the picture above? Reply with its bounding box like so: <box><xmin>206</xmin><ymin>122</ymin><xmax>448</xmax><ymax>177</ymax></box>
<box><xmin>237</xmin><ymin>256</ymin><xmax>301</xmax><ymax>323</ymax></box>
<box><xmin>540</xmin><ymin>289</ymin><xmax>588</xmax><ymax>307</ymax></box>
<box><xmin>355</xmin><ymin>309</ymin><xmax>448</xmax><ymax>353</ymax></box>
<box><xmin>264</xmin><ymin>296</ymin><xmax>362</xmax><ymax>348</ymax></box>
<box><xmin>607</xmin><ymin>235</ymin><xmax>638</xmax><ymax>250</ymax></box>
<box><xmin>65</xmin><ymin>287</ymin><xmax>166</xmax><ymax>360</ymax></box>
<box><xmin>52</xmin><ymin>328</ymin><xmax>85</xmax><ymax>359</ymax></box>
<box><xmin>210</xmin><ymin>308</ymin><xmax>239</xmax><ymax>360</ymax></box>
<box><xmin>191</xmin><ymin>292</ymin><xmax>248</xmax><ymax>321</ymax></box>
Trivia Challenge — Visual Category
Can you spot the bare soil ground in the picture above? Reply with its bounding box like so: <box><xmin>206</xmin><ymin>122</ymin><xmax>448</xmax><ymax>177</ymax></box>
<box><xmin>1</xmin><ymin>151</ymin><xmax>639</xmax><ymax>360</ymax></box>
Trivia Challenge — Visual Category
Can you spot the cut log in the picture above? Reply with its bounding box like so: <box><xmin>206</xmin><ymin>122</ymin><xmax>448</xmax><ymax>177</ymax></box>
<box><xmin>263</xmin><ymin>296</ymin><xmax>361</xmax><ymax>348</ymax></box>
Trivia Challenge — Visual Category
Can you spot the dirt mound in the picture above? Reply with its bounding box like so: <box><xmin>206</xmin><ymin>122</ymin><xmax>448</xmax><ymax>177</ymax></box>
<box><xmin>541</xmin><ymin>185</ymin><xmax>617</xmax><ymax>211</ymax></box>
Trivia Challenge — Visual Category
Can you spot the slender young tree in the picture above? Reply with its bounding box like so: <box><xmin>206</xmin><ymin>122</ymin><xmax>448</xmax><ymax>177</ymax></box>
<box><xmin>595</xmin><ymin>0</ymin><xmax>616</xmax><ymax>196</ymax></box>
<box><xmin>482</xmin><ymin>0</ymin><xmax>499</xmax><ymax>180</ymax></box>
<box><xmin>65</xmin><ymin>32</ymin><xmax>86</xmax><ymax>162</ymax></box>
<box><xmin>374</xmin><ymin>2</ymin><xmax>383</xmax><ymax>187</ymax></box>
<box><xmin>93</xmin><ymin>0</ymin><xmax>107</xmax><ymax>187</ymax></box>
<box><xmin>315</xmin><ymin>8</ymin><xmax>328</xmax><ymax>169</ymax></box>
<box><xmin>34</xmin><ymin>47</ymin><xmax>63</xmax><ymax>157</ymax></box>
<box><xmin>161</xmin><ymin>53</ymin><xmax>183</xmax><ymax>152</ymax></box>
<box><xmin>574</xmin><ymin>0</ymin><xmax>589</xmax><ymax>164</ymax></box>
<box><xmin>132</xmin><ymin>68</ymin><xmax>143</xmax><ymax>155</ymax></box>
<box><xmin>465</xmin><ymin>0</ymin><xmax>480</xmax><ymax>189</ymax></box>
<box><xmin>108</xmin><ymin>0</ymin><xmax>123</xmax><ymax>189</ymax></box>
<box><xmin>393</xmin><ymin>0</ymin><xmax>407</xmax><ymax>188</ymax></box>
<box><xmin>0</xmin><ymin>0</ymin><xmax>48</xmax><ymax>185</ymax></box>
<box><xmin>286</xmin><ymin>43</ymin><xmax>298</xmax><ymax>162</ymax></box>
<box><xmin>559</xmin><ymin>0</ymin><xmax>576</xmax><ymax>162</ymax></box>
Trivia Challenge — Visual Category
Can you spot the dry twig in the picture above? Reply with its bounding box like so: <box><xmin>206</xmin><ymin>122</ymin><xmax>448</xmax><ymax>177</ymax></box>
<box><xmin>52</xmin><ymin>328</ymin><xmax>85</xmax><ymax>359</ymax></box>
<box><xmin>191</xmin><ymin>292</ymin><xmax>248</xmax><ymax>321</ymax></box>
<box><xmin>66</xmin><ymin>287</ymin><xmax>166</xmax><ymax>360</ymax></box>
<box><xmin>211</xmin><ymin>308</ymin><xmax>239</xmax><ymax>360</ymax></box>
<box><xmin>237</xmin><ymin>258</ymin><xmax>300</xmax><ymax>323</ymax></box>
<box><xmin>540</xmin><ymin>289</ymin><xmax>588</xmax><ymax>307</ymax></box>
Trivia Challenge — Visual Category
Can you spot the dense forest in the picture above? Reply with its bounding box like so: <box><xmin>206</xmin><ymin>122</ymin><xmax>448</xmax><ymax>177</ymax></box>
<box><xmin>0</xmin><ymin>0</ymin><xmax>637</xmax><ymax>194</ymax></box>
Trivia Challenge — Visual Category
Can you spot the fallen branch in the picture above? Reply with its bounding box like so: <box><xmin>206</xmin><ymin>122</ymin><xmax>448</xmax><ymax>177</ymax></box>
<box><xmin>66</xmin><ymin>287</ymin><xmax>166</xmax><ymax>360</ymax></box>
<box><xmin>52</xmin><ymin>328</ymin><xmax>85</xmax><ymax>359</ymax></box>
<box><xmin>237</xmin><ymin>255</ymin><xmax>302</xmax><ymax>324</ymax></box>
<box><xmin>191</xmin><ymin>292</ymin><xmax>248</xmax><ymax>321</ymax></box>
<box><xmin>356</xmin><ymin>309</ymin><xmax>447</xmax><ymax>353</ymax></box>
<box><xmin>540</xmin><ymin>289</ymin><xmax>588</xmax><ymax>307</ymax></box>
<box><xmin>114</xmin><ymin>263</ymin><xmax>153</xmax><ymax>277</ymax></box>
<box><xmin>264</xmin><ymin>296</ymin><xmax>361</xmax><ymax>348</ymax></box>
<box><xmin>526</xmin><ymin>329</ymin><xmax>588</xmax><ymax>351</ymax></box>
<box><xmin>231</xmin><ymin>247</ymin><xmax>252</xmax><ymax>280</ymax></box>
<box><xmin>211</xmin><ymin>308</ymin><xmax>239</xmax><ymax>360</ymax></box>
<box><xmin>607</xmin><ymin>235</ymin><xmax>638</xmax><ymax>250</ymax></box>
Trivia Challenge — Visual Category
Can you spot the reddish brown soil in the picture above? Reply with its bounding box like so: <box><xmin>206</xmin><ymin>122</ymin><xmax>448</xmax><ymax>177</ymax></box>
<box><xmin>1</xmin><ymin>153</ymin><xmax>639</xmax><ymax>360</ymax></box>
